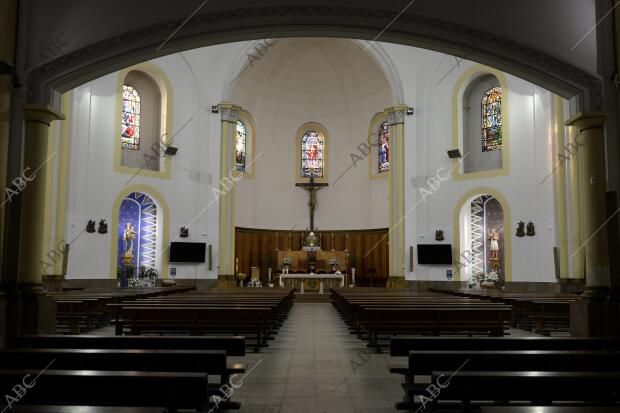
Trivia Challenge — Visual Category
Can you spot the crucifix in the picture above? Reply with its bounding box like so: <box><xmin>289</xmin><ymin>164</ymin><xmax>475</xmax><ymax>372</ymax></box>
<box><xmin>295</xmin><ymin>170</ymin><xmax>328</xmax><ymax>230</ymax></box>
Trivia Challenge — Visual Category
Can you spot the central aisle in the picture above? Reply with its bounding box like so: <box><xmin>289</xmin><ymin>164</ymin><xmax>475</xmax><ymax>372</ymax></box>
<box><xmin>234</xmin><ymin>302</ymin><xmax>401</xmax><ymax>413</ymax></box>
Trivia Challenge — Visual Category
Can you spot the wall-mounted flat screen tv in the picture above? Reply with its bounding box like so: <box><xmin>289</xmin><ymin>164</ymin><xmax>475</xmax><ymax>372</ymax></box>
<box><xmin>417</xmin><ymin>244</ymin><xmax>452</xmax><ymax>265</ymax></box>
<box><xmin>169</xmin><ymin>242</ymin><xmax>206</xmax><ymax>263</ymax></box>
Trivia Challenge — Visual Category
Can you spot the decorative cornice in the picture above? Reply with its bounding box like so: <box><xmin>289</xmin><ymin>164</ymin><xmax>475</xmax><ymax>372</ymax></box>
<box><xmin>26</xmin><ymin>4</ymin><xmax>602</xmax><ymax>109</ymax></box>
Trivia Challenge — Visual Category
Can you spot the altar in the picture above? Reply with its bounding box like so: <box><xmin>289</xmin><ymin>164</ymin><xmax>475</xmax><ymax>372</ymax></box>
<box><xmin>279</xmin><ymin>273</ymin><xmax>344</xmax><ymax>293</ymax></box>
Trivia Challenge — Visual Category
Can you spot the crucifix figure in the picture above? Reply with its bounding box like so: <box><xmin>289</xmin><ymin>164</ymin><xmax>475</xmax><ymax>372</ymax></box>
<box><xmin>295</xmin><ymin>170</ymin><xmax>328</xmax><ymax>230</ymax></box>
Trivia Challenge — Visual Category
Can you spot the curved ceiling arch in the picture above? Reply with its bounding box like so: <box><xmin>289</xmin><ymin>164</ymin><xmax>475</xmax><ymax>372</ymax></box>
<box><xmin>24</xmin><ymin>3</ymin><xmax>601</xmax><ymax>110</ymax></box>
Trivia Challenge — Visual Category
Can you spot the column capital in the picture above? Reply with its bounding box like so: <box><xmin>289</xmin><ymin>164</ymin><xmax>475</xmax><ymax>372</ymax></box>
<box><xmin>384</xmin><ymin>104</ymin><xmax>408</xmax><ymax>126</ymax></box>
<box><xmin>565</xmin><ymin>111</ymin><xmax>605</xmax><ymax>131</ymax></box>
<box><xmin>23</xmin><ymin>105</ymin><xmax>65</xmax><ymax>126</ymax></box>
<box><xmin>219</xmin><ymin>102</ymin><xmax>242</xmax><ymax>123</ymax></box>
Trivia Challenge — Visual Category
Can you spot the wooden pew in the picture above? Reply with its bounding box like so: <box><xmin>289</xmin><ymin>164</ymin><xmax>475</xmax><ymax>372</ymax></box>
<box><xmin>0</xmin><ymin>369</ymin><xmax>207</xmax><ymax>412</ymax></box>
<box><xmin>11</xmin><ymin>334</ymin><xmax>246</xmax><ymax>356</ymax></box>
<box><xmin>12</xmin><ymin>407</ymin><xmax>166</xmax><ymax>413</ymax></box>
<box><xmin>428</xmin><ymin>370</ymin><xmax>620</xmax><ymax>412</ymax></box>
<box><xmin>390</xmin><ymin>336</ymin><xmax>620</xmax><ymax>356</ymax></box>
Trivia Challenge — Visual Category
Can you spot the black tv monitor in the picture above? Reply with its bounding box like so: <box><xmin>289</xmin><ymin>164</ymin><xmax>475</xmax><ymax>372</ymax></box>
<box><xmin>169</xmin><ymin>242</ymin><xmax>206</xmax><ymax>263</ymax></box>
<box><xmin>417</xmin><ymin>244</ymin><xmax>452</xmax><ymax>265</ymax></box>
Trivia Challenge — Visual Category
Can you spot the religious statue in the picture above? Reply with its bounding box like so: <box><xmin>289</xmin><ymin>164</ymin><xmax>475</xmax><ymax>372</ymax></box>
<box><xmin>122</xmin><ymin>222</ymin><xmax>136</xmax><ymax>260</ymax></box>
<box><xmin>516</xmin><ymin>221</ymin><xmax>525</xmax><ymax>237</ymax></box>
<box><xmin>526</xmin><ymin>221</ymin><xmax>536</xmax><ymax>236</ymax></box>
<box><xmin>86</xmin><ymin>220</ymin><xmax>96</xmax><ymax>233</ymax></box>
<box><xmin>97</xmin><ymin>219</ymin><xmax>108</xmax><ymax>234</ymax></box>
<box><xmin>488</xmin><ymin>228</ymin><xmax>500</xmax><ymax>260</ymax></box>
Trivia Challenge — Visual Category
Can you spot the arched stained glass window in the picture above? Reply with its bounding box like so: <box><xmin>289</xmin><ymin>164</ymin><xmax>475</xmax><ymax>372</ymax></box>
<box><xmin>378</xmin><ymin>121</ymin><xmax>389</xmax><ymax>173</ymax></box>
<box><xmin>301</xmin><ymin>131</ymin><xmax>324</xmax><ymax>177</ymax></box>
<box><xmin>481</xmin><ymin>86</ymin><xmax>502</xmax><ymax>152</ymax></box>
<box><xmin>121</xmin><ymin>85</ymin><xmax>141</xmax><ymax>150</ymax></box>
<box><xmin>235</xmin><ymin>120</ymin><xmax>247</xmax><ymax>171</ymax></box>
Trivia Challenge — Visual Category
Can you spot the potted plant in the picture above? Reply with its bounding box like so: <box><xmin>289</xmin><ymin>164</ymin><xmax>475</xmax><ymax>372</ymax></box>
<box><xmin>349</xmin><ymin>255</ymin><xmax>358</xmax><ymax>286</ymax></box>
<box><xmin>469</xmin><ymin>272</ymin><xmax>485</xmax><ymax>289</ymax></box>
<box><xmin>265</xmin><ymin>252</ymin><xmax>274</xmax><ymax>285</ymax></box>
<box><xmin>482</xmin><ymin>271</ymin><xmax>499</xmax><ymax>289</ymax></box>
<box><xmin>139</xmin><ymin>266</ymin><xmax>159</xmax><ymax>287</ymax></box>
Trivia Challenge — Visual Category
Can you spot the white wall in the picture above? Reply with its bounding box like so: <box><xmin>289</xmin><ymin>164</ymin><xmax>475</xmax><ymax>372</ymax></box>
<box><xmin>61</xmin><ymin>38</ymin><xmax>560</xmax><ymax>283</ymax></box>
<box><xmin>230</xmin><ymin>38</ymin><xmax>391</xmax><ymax>231</ymax></box>
<box><xmin>64</xmin><ymin>52</ymin><xmax>223</xmax><ymax>279</ymax></box>
<box><xmin>402</xmin><ymin>52</ymin><xmax>558</xmax><ymax>283</ymax></box>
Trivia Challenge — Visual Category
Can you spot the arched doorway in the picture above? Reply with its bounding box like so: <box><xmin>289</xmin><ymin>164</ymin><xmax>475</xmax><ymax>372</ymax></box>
<box><xmin>109</xmin><ymin>185</ymin><xmax>170</xmax><ymax>280</ymax></box>
<box><xmin>454</xmin><ymin>188</ymin><xmax>511</xmax><ymax>285</ymax></box>
<box><xmin>117</xmin><ymin>192</ymin><xmax>159</xmax><ymax>273</ymax></box>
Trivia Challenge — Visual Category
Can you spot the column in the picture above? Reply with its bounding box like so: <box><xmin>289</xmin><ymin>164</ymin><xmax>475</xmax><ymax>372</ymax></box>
<box><xmin>567</xmin><ymin>124</ymin><xmax>585</xmax><ymax>280</ymax></box>
<box><xmin>217</xmin><ymin>103</ymin><xmax>241</xmax><ymax>284</ymax></box>
<box><xmin>385</xmin><ymin>105</ymin><xmax>407</xmax><ymax>287</ymax></box>
<box><xmin>566</xmin><ymin>112</ymin><xmax>612</xmax><ymax>336</ymax></box>
<box><xmin>552</xmin><ymin>96</ymin><xmax>569</xmax><ymax>280</ymax></box>
<box><xmin>19</xmin><ymin>105</ymin><xmax>65</xmax><ymax>287</ymax></box>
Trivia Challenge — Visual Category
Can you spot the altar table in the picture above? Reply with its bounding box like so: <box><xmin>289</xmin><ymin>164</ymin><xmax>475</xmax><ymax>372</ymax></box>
<box><xmin>279</xmin><ymin>273</ymin><xmax>344</xmax><ymax>293</ymax></box>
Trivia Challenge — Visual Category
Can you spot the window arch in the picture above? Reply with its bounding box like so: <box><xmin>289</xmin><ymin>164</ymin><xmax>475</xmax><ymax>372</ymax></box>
<box><xmin>115</xmin><ymin>63</ymin><xmax>173</xmax><ymax>179</ymax></box>
<box><xmin>455</xmin><ymin>69</ymin><xmax>507</xmax><ymax>177</ymax></box>
<box><xmin>301</xmin><ymin>131</ymin><xmax>325</xmax><ymax>177</ymax></box>
<box><xmin>121</xmin><ymin>85</ymin><xmax>141</xmax><ymax>150</ymax></box>
<box><xmin>378</xmin><ymin>120</ymin><xmax>390</xmax><ymax>173</ymax></box>
<box><xmin>235</xmin><ymin>120</ymin><xmax>247</xmax><ymax>171</ymax></box>
<box><xmin>295</xmin><ymin>122</ymin><xmax>329</xmax><ymax>183</ymax></box>
<box><xmin>481</xmin><ymin>86</ymin><xmax>502</xmax><ymax>152</ymax></box>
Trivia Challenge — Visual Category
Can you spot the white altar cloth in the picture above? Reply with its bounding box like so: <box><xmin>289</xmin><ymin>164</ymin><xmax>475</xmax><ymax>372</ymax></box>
<box><xmin>279</xmin><ymin>273</ymin><xmax>344</xmax><ymax>293</ymax></box>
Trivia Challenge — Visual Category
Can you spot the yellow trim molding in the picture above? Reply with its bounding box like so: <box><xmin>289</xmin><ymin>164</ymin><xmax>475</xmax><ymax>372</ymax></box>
<box><xmin>452</xmin><ymin>187</ymin><xmax>512</xmax><ymax>282</ymax></box>
<box><xmin>451</xmin><ymin>64</ymin><xmax>510</xmax><ymax>181</ymax></box>
<box><xmin>114</xmin><ymin>62</ymin><xmax>173</xmax><ymax>179</ymax></box>
<box><xmin>295</xmin><ymin>122</ymin><xmax>330</xmax><ymax>184</ymax></box>
<box><xmin>53</xmin><ymin>91</ymin><xmax>73</xmax><ymax>274</ymax></box>
<box><xmin>368</xmin><ymin>111</ymin><xmax>389</xmax><ymax>179</ymax></box>
<box><xmin>109</xmin><ymin>184</ymin><xmax>170</xmax><ymax>279</ymax></box>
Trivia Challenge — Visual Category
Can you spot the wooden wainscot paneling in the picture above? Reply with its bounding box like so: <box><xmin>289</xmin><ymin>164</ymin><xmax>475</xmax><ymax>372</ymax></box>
<box><xmin>234</xmin><ymin>227</ymin><xmax>389</xmax><ymax>286</ymax></box>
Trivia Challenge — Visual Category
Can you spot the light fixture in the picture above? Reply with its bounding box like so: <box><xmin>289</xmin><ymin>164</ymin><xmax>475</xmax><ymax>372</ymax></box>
<box><xmin>447</xmin><ymin>149</ymin><xmax>462</xmax><ymax>159</ymax></box>
<box><xmin>407</xmin><ymin>107</ymin><xmax>415</xmax><ymax>115</ymax></box>
<box><xmin>211</xmin><ymin>106</ymin><xmax>219</xmax><ymax>113</ymax></box>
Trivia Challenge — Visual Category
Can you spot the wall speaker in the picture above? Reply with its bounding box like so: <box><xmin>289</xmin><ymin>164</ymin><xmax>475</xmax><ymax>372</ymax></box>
<box><xmin>62</xmin><ymin>243</ymin><xmax>70</xmax><ymax>276</ymax></box>
<box><xmin>447</xmin><ymin>149</ymin><xmax>462</xmax><ymax>159</ymax></box>
<box><xmin>553</xmin><ymin>247</ymin><xmax>560</xmax><ymax>281</ymax></box>
<box><xmin>409</xmin><ymin>246</ymin><xmax>414</xmax><ymax>272</ymax></box>
<box><xmin>208</xmin><ymin>244</ymin><xmax>213</xmax><ymax>271</ymax></box>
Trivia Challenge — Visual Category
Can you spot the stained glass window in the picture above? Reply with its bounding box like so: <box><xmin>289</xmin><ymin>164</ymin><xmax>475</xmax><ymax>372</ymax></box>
<box><xmin>235</xmin><ymin>120</ymin><xmax>247</xmax><ymax>171</ymax></box>
<box><xmin>481</xmin><ymin>86</ymin><xmax>502</xmax><ymax>152</ymax></box>
<box><xmin>301</xmin><ymin>131</ymin><xmax>324</xmax><ymax>177</ymax></box>
<box><xmin>121</xmin><ymin>85</ymin><xmax>141</xmax><ymax>150</ymax></box>
<box><xmin>378</xmin><ymin>121</ymin><xmax>389</xmax><ymax>173</ymax></box>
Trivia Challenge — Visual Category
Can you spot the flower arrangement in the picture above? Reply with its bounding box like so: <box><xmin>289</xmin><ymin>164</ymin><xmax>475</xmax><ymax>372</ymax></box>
<box><xmin>282</xmin><ymin>257</ymin><xmax>292</xmax><ymax>266</ymax></box>
<box><xmin>328</xmin><ymin>256</ymin><xmax>340</xmax><ymax>266</ymax></box>
<box><xmin>485</xmin><ymin>271</ymin><xmax>499</xmax><ymax>282</ymax></box>
<box><xmin>247</xmin><ymin>279</ymin><xmax>262</xmax><ymax>288</ymax></box>
<box><xmin>139</xmin><ymin>266</ymin><xmax>159</xmax><ymax>280</ymax></box>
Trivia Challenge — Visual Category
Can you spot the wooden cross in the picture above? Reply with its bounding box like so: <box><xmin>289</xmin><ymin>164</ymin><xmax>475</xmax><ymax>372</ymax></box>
<box><xmin>295</xmin><ymin>172</ymin><xmax>327</xmax><ymax>230</ymax></box>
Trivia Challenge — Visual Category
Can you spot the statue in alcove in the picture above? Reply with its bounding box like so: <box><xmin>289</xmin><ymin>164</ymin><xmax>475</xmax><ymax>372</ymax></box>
<box><xmin>488</xmin><ymin>228</ymin><xmax>500</xmax><ymax>260</ymax></box>
<box><xmin>122</xmin><ymin>222</ymin><xmax>136</xmax><ymax>262</ymax></box>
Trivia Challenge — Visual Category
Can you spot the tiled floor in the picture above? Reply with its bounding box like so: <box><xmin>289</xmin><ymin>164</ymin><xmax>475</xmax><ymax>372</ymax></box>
<box><xmin>229</xmin><ymin>302</ymin><xmax>402</xmax><ymax>413</ymax></box>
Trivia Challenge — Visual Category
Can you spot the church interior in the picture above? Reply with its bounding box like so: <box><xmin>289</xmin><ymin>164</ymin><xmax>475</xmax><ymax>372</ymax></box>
<box><xmin>1</xmin><ymin>1</ymin><xmax>620</xmax><ymax>412</ymax></box>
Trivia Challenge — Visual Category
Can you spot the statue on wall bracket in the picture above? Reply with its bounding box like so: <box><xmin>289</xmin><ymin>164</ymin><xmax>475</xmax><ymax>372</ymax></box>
<box><xmin>86</xmin><ymin>220</ymin><xmax>96</xmax><ymax>233</ymax></box>
<box><xmin>516</xmin><ymin>221</ymin><xmax>526</xmax><ymax>237</ymax></box>
<box><xmin>98</xmin><ymin>219</ymin><xmax>108</xmax><ymax>234</ymax></box>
